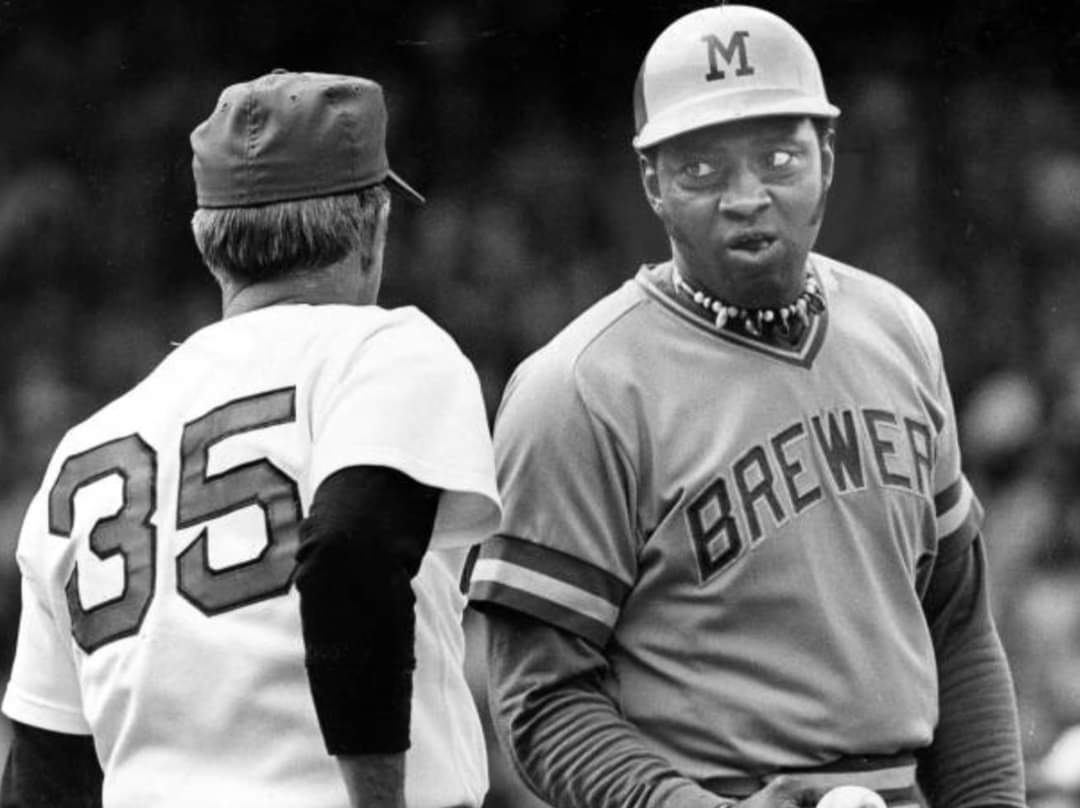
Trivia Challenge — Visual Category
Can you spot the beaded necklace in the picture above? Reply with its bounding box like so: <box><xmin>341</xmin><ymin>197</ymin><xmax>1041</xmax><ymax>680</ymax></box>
<box><xmin>670</xmin><ymin>264</ymin><xmax>825</xmax><ymax>337</ymax></box>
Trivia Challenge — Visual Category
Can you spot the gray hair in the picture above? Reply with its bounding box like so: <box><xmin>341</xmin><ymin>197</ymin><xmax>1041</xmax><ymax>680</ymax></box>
<box><xmin>191</xmin><ymin>184</ymin><xmax>391</xmax><ymax>283</ymax></box>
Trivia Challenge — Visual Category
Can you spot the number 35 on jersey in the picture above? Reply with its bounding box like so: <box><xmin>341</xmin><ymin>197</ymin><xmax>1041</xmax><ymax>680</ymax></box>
<box><xmin>47</xmin><ymin>386</ymin><xmax>301</xmax><ymax>653</ymax></box>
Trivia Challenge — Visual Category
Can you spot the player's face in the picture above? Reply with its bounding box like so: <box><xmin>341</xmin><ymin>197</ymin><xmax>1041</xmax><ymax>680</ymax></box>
<box><xmin>642</xmin><ymin>116</ymin><xmax>834</xmax><ymax>308</ymax></box>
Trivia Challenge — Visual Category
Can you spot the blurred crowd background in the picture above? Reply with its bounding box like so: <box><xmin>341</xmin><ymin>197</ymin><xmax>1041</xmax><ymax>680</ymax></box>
<box><xmin>1</xmin><ymin>0</ymin><xmax>1079</xmax><ymax>804</ymax></box>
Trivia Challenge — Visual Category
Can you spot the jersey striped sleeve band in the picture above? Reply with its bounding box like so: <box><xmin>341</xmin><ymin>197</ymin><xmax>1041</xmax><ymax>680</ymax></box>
<box><xmin>934</xmin><ymin>476</ymin><xmax>983</xmax><ymax>551</ymax></box>
<box><xmin>468</xmin><ymin>534</ymin><xmax>631</xmax><ymax>648</ymax></box>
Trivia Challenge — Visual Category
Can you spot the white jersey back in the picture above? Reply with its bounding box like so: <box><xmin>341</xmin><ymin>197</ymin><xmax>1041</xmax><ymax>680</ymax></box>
<box><xmin>3</xmin><ymin>303</ymin><xmax>501</xmax><ymax>808</ymax></box>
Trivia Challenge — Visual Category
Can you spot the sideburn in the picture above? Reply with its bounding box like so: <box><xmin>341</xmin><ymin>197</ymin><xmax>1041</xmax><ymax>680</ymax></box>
<box><xmin>808</xmin><ymin>142</ymin><xmax>833</xmax><ymax>227</ymax></box>
<box><xmin>807</xmin><ymin>181</ymin><xmax>830</xmax><ymax>228</ymax></box>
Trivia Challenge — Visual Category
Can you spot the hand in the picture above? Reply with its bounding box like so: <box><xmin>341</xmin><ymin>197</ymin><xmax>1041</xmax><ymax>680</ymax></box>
<box><xmin>734</xmin><ymin>775</ymin><xmax>826</xmax><ymax>808</ymax></box>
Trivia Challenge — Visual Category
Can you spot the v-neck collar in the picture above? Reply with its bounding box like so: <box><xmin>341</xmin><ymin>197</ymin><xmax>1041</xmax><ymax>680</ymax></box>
<box><xmin>639</xmin><ymin>261</ymin><xmax>829</xmax><ymax>369</ymax></box>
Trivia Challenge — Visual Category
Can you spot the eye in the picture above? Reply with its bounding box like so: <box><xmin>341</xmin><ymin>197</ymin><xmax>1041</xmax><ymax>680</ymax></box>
<box><xmin>768</xmin><ymin>152</ymin><xmax>794</xmax><ymax>169</ymax></box>
<box><xmin>767</xmin><ymin>150</ymin><xmax>797</xmax><ymax>169</ymax></box>
<box><xmin>682</xmin><ymin>161</ymin><xmax>718</xmax><ymax>179</ymax></box>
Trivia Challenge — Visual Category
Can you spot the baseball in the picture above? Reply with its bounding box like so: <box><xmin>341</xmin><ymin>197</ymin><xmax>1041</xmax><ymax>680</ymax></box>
<box><xmin>814</xmin><ymin>785</ymin><xmax>888</xmax><ymax>808</ymax></box>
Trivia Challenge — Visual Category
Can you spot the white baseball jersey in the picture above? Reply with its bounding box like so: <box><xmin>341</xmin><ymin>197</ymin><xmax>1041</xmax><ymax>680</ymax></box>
<box><xmin>469</xmin><ymin>256</ymin><xmax>981</xmax><ymax>779</ymax></box>
<box><xmin>3</xmin><ymin>303</ymin><xmax>501</xmax><ymax>808</ymax></box>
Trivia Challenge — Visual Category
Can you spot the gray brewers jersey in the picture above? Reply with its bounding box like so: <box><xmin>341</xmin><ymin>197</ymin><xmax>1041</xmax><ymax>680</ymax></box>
<box><xmin>470</xmin><ymin>257</ymin><xmax>980</xmax><ymax>779</ymax></box>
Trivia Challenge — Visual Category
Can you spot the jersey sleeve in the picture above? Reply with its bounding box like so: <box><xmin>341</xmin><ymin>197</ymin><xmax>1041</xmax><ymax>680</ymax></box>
<box><xmin>307</xmin><ymin>311</ymin><xmax>500</xmax><ymax>550</ymax></box>
<box><xmin>914</xmin><ymin>309</ymin><xmax>983</xmax><ymax>563</ymax></box>
<box><xmin>1</xmin><ymin>492</ymin><xmax>91</xmax><ymax>735</ymax></box>
<box><xmin>468</xmin><ymin>353</ymin><xmax>636</xmax><ymax>648</ymax></box>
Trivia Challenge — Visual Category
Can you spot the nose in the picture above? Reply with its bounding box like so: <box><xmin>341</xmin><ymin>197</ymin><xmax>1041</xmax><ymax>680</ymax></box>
<box><xmin>717</xmin><ymin>166</ymin><xmax>770</xmax><ymax>219</ymax></box>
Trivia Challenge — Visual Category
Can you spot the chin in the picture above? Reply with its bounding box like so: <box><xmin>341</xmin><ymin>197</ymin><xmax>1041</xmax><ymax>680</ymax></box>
<box><xmin>736</xmin><ymin>280</ymin><xmax>796</xmax><ymax>308</ymax></box>
<box><xmin>717</xmin><ymin>253</ymin><xmax>804</xmax><ymax>308</ymax></box>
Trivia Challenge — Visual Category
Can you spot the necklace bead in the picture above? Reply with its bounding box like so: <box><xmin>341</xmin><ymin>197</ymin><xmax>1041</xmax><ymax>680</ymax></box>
<box><xmin>671</xmin><ymin>265</ymin><xmax>825</xmax><ymax>335</ymax></box>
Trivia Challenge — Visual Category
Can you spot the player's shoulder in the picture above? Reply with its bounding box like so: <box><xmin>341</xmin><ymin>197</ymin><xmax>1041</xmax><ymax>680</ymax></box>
<box><xmin>513</xmin><ymin>278</ymin><xmax>647</xmax><ymax>387</ymax></box>
<box><xmin>203</xmin><ymin>303</ymin><xmax>472</xmax><ymax>378</ymax></box>
<box><xmin>816</xmin><ymin>252</ymin><xmax>939</xmax><ymax>345</ymax></box>
<box><xmin>310</xmin><ymin>303</ymin><xmax>466</xmax><ymax>359</ymax></box>
<box><xmin>182</xmin><ymin>302</ymin><xmax>451</xmax><ymax>345</ymax></box>
<box><xmin>58</xmin><ymin>305</ymin><xmax>451</xmax><ymax>425</ymax></box>
<box><xmin>497</xmin><ymin>278</ymin><xmax>646</xmax><ymax>424</ymax></box>
<box><xmin>42</xmin><ymin>305</ymin><xmax>473</xmax><ymax>478</ymax></box>
<box><xmin>373</xmin><ymin>305</ymin><xmax>468</xmax><ymax>354</ymax></box>
<box><xmin>818</xmin><ymin>254</ymin><xmax>930</xmax><ymax>319</ymax></box>
<box><xmin>40</xmin><ymin>383</ymin><xmax>146</xmax><ymax>487</ymax></box>
<box><xmin>340</xmin><ymin>306</ymin><xmax>479</xmax><ymax>391</ymax></box>
<box><xmin>320</xmin><ymin>302</ymin><xmax>444</xmax><ymax>336</ymax></box>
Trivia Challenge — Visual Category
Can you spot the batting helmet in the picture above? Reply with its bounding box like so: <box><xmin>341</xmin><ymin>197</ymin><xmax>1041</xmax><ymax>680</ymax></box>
<box><xmin>632</xmin><ymin>5</ymin><xmax>840</xmax><ymax>150</ymax></box>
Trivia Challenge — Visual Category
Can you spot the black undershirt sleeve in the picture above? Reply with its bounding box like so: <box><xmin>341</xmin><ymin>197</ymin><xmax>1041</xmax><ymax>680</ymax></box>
<box><xmin>294</xmin><ymin>465</ymin><xmax>440</xmax><ymax>756</ymax></box>
<box><xmin>0</xmin><ymin>721</ymin><xmax>102</xmax><ymax>808</ymax></box>
<box><xmin>917</xmin><ymin>534</ymin><xmax>1026</xmax><ymax>808</ymax></box>
<box><xmin>478</xmin><ymin>603</ymin><xmax>728</xmax><ymax>808</ymax></box>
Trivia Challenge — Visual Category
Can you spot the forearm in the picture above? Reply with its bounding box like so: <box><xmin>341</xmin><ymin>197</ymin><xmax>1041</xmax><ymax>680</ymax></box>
<box><xmin>918</xmin><ymin>536</ymin><xmax>1025</xmax><ymax>808</ymax></box>
<box><xmin>295</xmin><ymin>466</ymin><xmax>438</xmax><ymax>758</ymax></box>
<box><xmin>509</xmin><ymin>679</ymin><xmax>725</xmax><ymax>808</ymax></box>
<box><xmin>336</xmin><ymin>753</ymin><xmax>406</xmax><ymax>808</ymax></box>
<box><xmin>918</xmin><ymin>631</ymin><xmax>1024</xmax><ymax>808</ymax></box>
<box><xmin>483</xmin><ymin>605</ymin><xmax>724</xmax><ymax>808</ymax></box>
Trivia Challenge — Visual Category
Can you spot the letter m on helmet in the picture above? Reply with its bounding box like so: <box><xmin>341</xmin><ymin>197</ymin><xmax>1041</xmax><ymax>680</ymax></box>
<box><xmin>701</xmin><ymin>31</ymin><xmax>755</xmax><ymax>81</ymax></box>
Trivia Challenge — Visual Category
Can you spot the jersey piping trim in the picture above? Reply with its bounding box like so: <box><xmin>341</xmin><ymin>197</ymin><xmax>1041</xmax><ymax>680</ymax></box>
<box><xmin>547</xmin><ymin>290</ymin><xmax>653</xmax><ymax>498</ymax></box>
<box><xmin>935</xmin><ymin>477</ymin><xmax>983</xmax><ymax>556</ymax></box>
<box><xmin>934</xmin><ymin>478</ymin><xmax>963</xmax><ymax>515</ymax></box>
<box><xmin>469</xmin><ymin>557</ymin><xmax>619</xmax><ymax>624</ymax></box>
<box><xmin>469</xmin><ymin>576</ymin><xmax>612</xmax><ymax>648</ymax></box>
<box><xmin>637</xmin><ymin>263</ymin><xmax>829</xmax><ymax>369</ymax></box>
<box><xmin>936</xmin><ymin>478</ymin><xmax>972</xmax><ymax>532</ymax></box>
<box><xmin>467</xmin><ymin>535</ymin><xmax>630</xmax><ymax>647</ymax></box>
<box><xmin>475</xmin><ymin>534</ymin><xmax>631</xmax><ymax>603</ymax></box>
<box><xmin>940</xmin><ymin>510</ymin><xmax>979</xmax><ymax>549</ymax></box>
<box><xmin>918</xmin><ymin>389</ymin><xmax>947</xmax><ymax>434</ymax></box>
<box><xmin>557</xmin><ymin>290</ymin><xmax>654</xmax><ymax>382</ymax></box>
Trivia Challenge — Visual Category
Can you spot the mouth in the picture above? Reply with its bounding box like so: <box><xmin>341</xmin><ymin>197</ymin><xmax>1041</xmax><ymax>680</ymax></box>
<box><xmin>725</xmin><ymin>232</ymin><xmax>778</xmax><ymax>255</ymax></box>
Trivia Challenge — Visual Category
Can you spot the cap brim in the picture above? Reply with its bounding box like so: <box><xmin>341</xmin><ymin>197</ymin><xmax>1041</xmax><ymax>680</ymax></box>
<box><xmin>634</xmin><ymin>89</ymin><xmax>840</xmax><ymax>150</ymax></box>
<box><xmin>387</xmin><ymin>168</ymin><xmax>425</xmax><ymax>204</ymax></box>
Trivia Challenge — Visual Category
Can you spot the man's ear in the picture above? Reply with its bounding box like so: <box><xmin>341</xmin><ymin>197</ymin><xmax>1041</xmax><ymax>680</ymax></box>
<box><xmin>639</xmin><ymin>151</ymin><xmax>664</xmax><ymax>217</ymax></box>
<box><xmin>819</xmin><ymin>127</ymin><xmax>836</xmax><ymax>193</ymax></box>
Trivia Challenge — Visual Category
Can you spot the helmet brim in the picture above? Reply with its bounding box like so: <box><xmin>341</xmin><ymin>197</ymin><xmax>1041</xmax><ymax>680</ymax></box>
<box><xmin>633</xmin><ymin>87</ymin><xmax>840</xmax><ymax>151</ymax></box>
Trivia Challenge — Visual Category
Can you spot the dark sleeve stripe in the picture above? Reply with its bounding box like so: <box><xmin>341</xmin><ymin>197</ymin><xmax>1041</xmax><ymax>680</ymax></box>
<box><xmin>934</xmin><ymin>479</ymin><xmax>963</xmax><ymax>515</ymax></box>
<box><xmin>475</xmin><ymin>534</ymin><xmax>631</xmax><ymax>607</ymax></box>
<box><xmin>937</xmin><ymin>477</ymin><xmax>981</xmax><ymax>527</ymax></box>
<box><xmin>468</xmin><ymin>555</ymin><xmax>620</xmax><ymax>639</ymax></box>
<box><xmin>937</xmin><ymin>513</ymin><xmax>981</xmax><ymax>563</ymax></box>
<box><xmin>941</xmin><ymin>511</ymin><xmax>979</xmax><ymax>548</ymax></box>
<box><xmin>934</xmin><ymin>478</ymin><xmax>983</xmax><ymax>563</ymax></box>
<box><xmin>469</xmin><ymin>579</ymin><xmax>612</xmax><ymax>648</ymax></box>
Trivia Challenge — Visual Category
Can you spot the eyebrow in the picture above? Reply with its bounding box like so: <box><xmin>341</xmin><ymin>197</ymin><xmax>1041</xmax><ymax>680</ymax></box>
<box><xmin>676</xmin><ymin>120</ymin><xmax>810</xmax><ymax>154</ymax></box>
<box><xmin>752</xmin><ymin>121</ymin><xmax>807</xmax><ymax>142</ymax></box>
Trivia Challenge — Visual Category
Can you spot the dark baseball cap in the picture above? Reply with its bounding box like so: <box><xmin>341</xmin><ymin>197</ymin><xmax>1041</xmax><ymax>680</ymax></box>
<box><xmin>191</xmin><ymin>69</ymin><xmax>424</xmax><ymax>208</ymax></box>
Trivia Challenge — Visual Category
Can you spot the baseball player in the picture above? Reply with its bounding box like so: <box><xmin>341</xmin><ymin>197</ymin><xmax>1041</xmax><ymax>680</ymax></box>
<box><xmin>467</xmin><ymin>7</ymin><xmax>1025</xmax><ymax>808</ymax></box>
<box><xmin>1</xmin><ymin>71</ymin><xmax>500</xmax><ymax>808</ymax></box>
